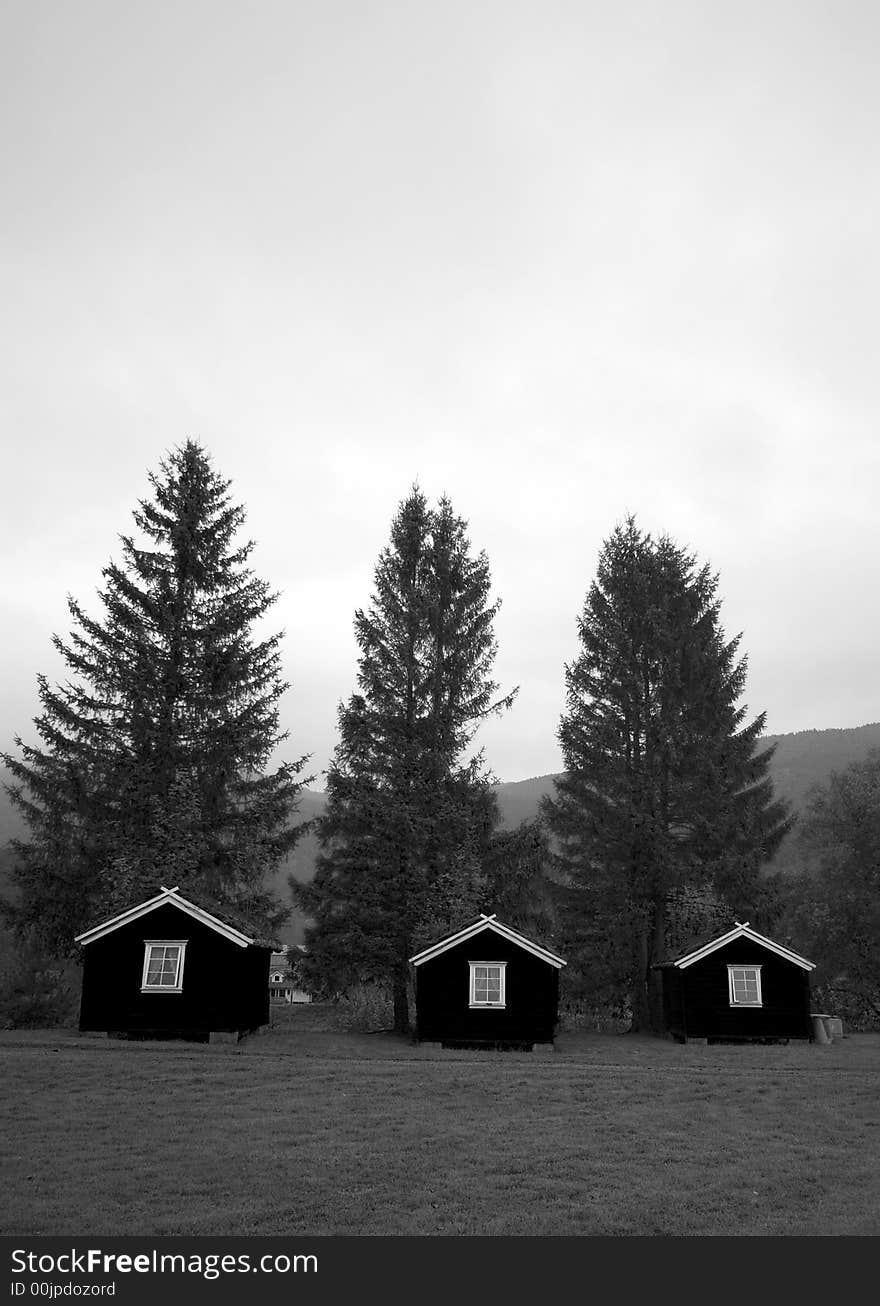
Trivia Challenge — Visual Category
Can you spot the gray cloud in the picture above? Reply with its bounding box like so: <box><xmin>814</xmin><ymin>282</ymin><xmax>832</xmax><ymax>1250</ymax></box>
<box><xmin>2</xmin><ymin>1</ymin><xmax>878</xmax><ymax>782</ymax></box>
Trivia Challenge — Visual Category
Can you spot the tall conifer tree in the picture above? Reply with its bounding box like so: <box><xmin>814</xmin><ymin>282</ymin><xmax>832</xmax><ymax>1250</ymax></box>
<box><xmin>2</xmin><ymin>441</ymin><xmax>310</xmax><ymax>951</ymax></box>
<box><xmin>543</xmin><ymin>517</ymin><xmax>791</xmax><ymax>1031</ymax></box>
<box><xmin>296</xmin><ymin>489</ymin><xmax>515</xmax><ymax>1033</ymax></box>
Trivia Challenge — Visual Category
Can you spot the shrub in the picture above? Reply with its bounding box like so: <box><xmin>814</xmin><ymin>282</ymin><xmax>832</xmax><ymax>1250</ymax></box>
<box><xmin>0</xmin><ymin>934</ymin><xmax>80</xmax><ymax>1029</ymax></box>
<box><xmin>331</xmin><ymin>983</ymin><xmax>395</xmax><ymax>1032</ymax></box>
<box><xmin>811</xmin><ymin>980</ymin><xmax>879</xmax><ymax>1033</ymax></box>
<box><xmin>557</xmin><ymin>996</ymin><xmax>630</xmax><ymax>1034</ymax></box>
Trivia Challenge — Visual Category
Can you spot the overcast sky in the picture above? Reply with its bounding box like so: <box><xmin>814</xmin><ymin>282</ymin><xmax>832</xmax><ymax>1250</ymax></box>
<box><xmin>2</xmin><ymin>0</ymin><xmax>878</xmax><ymax>785</ymax></box>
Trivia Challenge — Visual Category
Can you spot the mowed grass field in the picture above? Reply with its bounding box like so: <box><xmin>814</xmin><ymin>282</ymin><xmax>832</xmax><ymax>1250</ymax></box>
<box><xmin>2</xmin><ymin>1015</ymin><xmax>878</xmax><ymax>1237</ymax></box>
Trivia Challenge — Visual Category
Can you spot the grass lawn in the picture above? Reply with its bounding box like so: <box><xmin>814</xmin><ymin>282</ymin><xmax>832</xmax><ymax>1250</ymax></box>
<box><xmin>2</xmin><ymin>1015</ymin><xmax>878</xmax><ymax>1236</ymax></box>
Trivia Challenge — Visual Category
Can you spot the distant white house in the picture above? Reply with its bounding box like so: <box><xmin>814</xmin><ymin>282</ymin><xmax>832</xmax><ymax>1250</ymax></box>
<box><xmin>268</xmin><ymin>946</ymin><xmax>312</xmax><ymax>1004</ymax></box>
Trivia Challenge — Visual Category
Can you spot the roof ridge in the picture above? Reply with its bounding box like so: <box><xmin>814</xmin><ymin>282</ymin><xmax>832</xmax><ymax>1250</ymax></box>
<box><xmin>410</xmin><ymin>914</ymin><xmax>566</xmax><ymax>969</ymax></box>
<box><xmin>673</xmin><ymin>921</ymin><xmax>814</xmax><ymax>971</ymax></box>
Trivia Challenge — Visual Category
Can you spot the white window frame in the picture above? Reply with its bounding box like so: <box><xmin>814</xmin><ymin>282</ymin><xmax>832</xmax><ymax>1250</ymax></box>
<box><xmin>727</xmin><ymin>963</ymin><xmax>762</xmax><ymax>1007</ymax></box>
<box><xmin>469</xmin><ymin>961</ymin><xmax>507</xmax><ymax>1008</ymax></box>
<box><xmin>141</xmin><ymin>940</ymin><xmax>187</xmax><ymax>993</ymax></box>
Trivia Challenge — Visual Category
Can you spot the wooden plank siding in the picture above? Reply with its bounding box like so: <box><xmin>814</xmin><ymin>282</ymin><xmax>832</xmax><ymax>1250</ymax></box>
<box><xmin>79</xmin><ymin>903</ymin><xmax>271</xmax><ymax>1039</ymax></box>
<box><xmin>414</xmin><ymin>932</ymin><xmax>560</xmax><ymax>1048</ymax></box>
<box><xmin>660</xmin><ymin>936</ymin><xmax>812</xmax><ymax>1042</ymax></box>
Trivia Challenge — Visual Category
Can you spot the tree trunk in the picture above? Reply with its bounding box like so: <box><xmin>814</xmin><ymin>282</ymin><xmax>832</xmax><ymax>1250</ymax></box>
<box><xmin>628</xmin><ymin>919</ymin><xmax>651</xmax><ymax>1032</ymax></box>
<box><xmin>392</xmin><ymin>960</ymin><xmax>411</xmax><ymax>1036</ymax></box>
<box><xmin>647</xmin><ymin>894</ymin><xmax>667</xmax><ymax>1034</ymax></box>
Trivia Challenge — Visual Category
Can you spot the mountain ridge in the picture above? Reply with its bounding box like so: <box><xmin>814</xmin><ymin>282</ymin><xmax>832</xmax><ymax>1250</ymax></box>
<box><xmin>2</xmin><ymin>722</ymin><xmax>879</xmax><ymax>944</ymax></box>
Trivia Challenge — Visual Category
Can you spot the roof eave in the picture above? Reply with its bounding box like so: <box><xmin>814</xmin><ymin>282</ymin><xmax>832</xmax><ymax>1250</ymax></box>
<box><xmin>75</xmin><ymin>887</ymin><xmax>255</xmax><ymax>949</ymax></box>
<box><xmin>410</xmin><ymin>915</ymin><xmax>566</xmax><ymax>969</ymax></box>
<box><xmin>675</xmin><ymin>924</ymin><xmax>815</xmax><ymax>972</ymax></box>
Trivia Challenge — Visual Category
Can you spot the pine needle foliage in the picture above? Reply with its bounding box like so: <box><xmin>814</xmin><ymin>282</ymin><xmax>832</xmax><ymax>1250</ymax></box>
<box><xmin>295</xmin><ymin>489</ymin><xmax>516</xmax><ymax>1033</ymax></box>
<box><xmin>2</xmin><ymin>441</ymin><xmax>311</xmax><ymax>952</ymax></box>
<box><xmin>543</xmin><ymin>517</ymin><xmax>792</xmax><ymax>1031</ymax></box>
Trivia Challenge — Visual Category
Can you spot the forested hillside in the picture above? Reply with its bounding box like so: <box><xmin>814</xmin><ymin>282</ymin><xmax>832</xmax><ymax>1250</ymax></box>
<box><xmin>490</xmin><ymin>723</ymin><xmax>880</xmax><ymax>833</ymax></box>
<box><xmin>3</xmin><ymin>722</ymin><xmax>879</xmax><ymax>944</ymax></box>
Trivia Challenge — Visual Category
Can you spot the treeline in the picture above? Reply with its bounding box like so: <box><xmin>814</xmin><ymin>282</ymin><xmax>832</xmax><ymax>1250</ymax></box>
<box><xmin>2</xmin><ymin>442</ymin><xmax>877</xmax><ymax>1031</ymax></box>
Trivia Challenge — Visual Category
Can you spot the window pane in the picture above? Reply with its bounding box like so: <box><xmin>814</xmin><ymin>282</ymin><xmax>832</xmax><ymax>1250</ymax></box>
<box><xmin>471</xmin><ymin>963</ymin><xmax>504</xmax><ymax>1004</ymax></box>
<box><xmin>146</xmin><ymin>945</ymin><xmax>180</xmax><ymax>986</ymax></box>
<box><xmin>731</xmin><ymin>967</ymin><xmax>759</xmax><ymax>1003</ymax></box>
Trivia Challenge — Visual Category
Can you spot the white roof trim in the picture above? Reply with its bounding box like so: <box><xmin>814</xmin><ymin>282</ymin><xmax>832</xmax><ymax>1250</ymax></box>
<box><xmin>74</xmin><ymin>886</ymin><xmax>255</xmax><ymax>949</ymax></box>
<box><xmin>675</xmin><ymin>923</ymin><xmax>815</xmax><ymax>971</ymax></box>
<box><xmin>409</xmin><ymin>914</ymin><xmax>566</xmax><ymax>969</ymax></box>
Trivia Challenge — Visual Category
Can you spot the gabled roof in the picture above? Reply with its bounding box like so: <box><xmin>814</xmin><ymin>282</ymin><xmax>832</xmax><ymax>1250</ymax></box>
<box><xmin>74</xmin><ymin>886</ymin><xmax>257</xmax><ymax>949</ymax></box>
<box><xmin>409</xmin><ymin>914</ymin><xmax>566</xmax><ymax>969</ymax></box>
<box><xmin>673</xmin><ymin>921</ymin><xmax>815</xmax><ymax>972</ymax></box>
<box><xmin>270</xmin><ymin>944</ymin><xmax>307</xmax><ymax>967</ymax></box>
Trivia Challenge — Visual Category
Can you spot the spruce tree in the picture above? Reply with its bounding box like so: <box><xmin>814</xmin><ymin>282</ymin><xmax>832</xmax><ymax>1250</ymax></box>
<box><xmin>482</xmin><ymin>818</ymin><xmax>558</xmax><ymax>940</ymax></box>
<box><xmin>543</xmin><ymin>517</ymin><xmax>791</xmax><ymax>1032</ymax></box>
<box><xmin>2</xmin><ymin>441</ymin><xmax>311</xmax><ymax>952</ymax></box>
<box><xmin>296</xmin><ymin>489</ymin><xmax>515</xmax><ymax>1033</ymax></box>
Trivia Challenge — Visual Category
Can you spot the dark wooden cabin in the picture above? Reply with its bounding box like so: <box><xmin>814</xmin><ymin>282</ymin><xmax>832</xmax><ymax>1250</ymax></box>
<box><xmin>76</xmin><ymin>885</ymin><xmax>273</xmax><ymax>1042</ymax></box>
<box><xmin>656</xmin><ymin>921</ymin><xmax>815</xmax><ymax>1043</ymax></box>
<box><xmin>410</xmin><ymin>914</ymin><xmax>566</xmax><ymax>1050</ymax></box>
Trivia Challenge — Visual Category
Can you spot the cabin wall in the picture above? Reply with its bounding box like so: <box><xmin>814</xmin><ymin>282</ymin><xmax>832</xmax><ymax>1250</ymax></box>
<box><xmin>414</xmin><ymin>933</ymin><xmax>559</xmax><ymax>1045</ymax></box>
<box><xmin>678</xmin><ymin>938</ymin><xmax>811</xmax><ymax>1041</ymax></box>
<box><xmin>79</xmin><ymin>904</ymin><xmax>271</xmax><ymax>1036</ymax></box>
